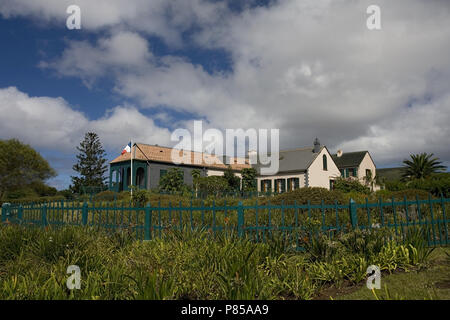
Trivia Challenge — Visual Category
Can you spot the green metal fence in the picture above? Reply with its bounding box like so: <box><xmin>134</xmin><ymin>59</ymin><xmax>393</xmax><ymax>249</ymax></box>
<box><xmin>1</xmin><ymin>196</ymin><xmax>449</xmax><ymax>248</ymax></box>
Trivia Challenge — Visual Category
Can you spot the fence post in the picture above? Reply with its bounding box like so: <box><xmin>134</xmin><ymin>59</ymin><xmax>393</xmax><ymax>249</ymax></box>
<box><xmin>18</xmin><ymin>205</ymin><xmax>23</xmax><ymax>221</ymax></box>
<box><xmin>144</xmin><ymin>203</ymin><xmax>152</xmax><ymax>241</ymax></box>
<box><xmin>82</xmin><ymin>202</ymin><xmax>88</xmax><ymax>226</ymax></box>
<box><xmin>237</xmin><ymin>201</ymin><xmax>245</xmax><ymax>238</ymax></box>
<box><xmin>1</xmin><ymin>203</ymin><xmax>10</xmax><ymax>222</ymax></box>
<box><xmin>349</xmin><ymin>198</ymin><xmax>358</xmax><ymax>229</ymax></box>
<box><xmin>42</xmin><ymin>204</ymin><xmax>48</xmax><ymax>227</ymax></box>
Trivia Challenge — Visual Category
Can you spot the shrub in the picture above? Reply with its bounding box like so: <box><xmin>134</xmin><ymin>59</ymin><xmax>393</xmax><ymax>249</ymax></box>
<box><xmin>375</xmin><ymin>189</ymin><xmax>431</xmax><ymax>201</ymax></box>
<box><xmin>158</xmin><ymin>168</ymin><xmax>185</xmax><ymax>193</ymax></box>
<box><xmin>385</xmin><ymin>173</ymin><xmax>450</xmax><ymax>197</ymax></box>
<box><xmin>241</xmin><ymin>168</ymin><xmax>257</xmax><ymax>192</ymax></box>
<box><xmin>223</xmin><ymin>166</ymin><xmax>241</xmax><ymax>191</ymax></box>
<box><xmin>333</xmin><ymin>177</ymin><xmax>371</xmax><ymax>194</ymax></box>
<box><xmin>261</xmin><ymin>187</ymin><xmax>346</xmax><ymax>205</ymax></box>
<box><xmin>93</xmin><ymin>190</ymin><xmax>119</xmax><ymax>202</ymax></box>
<box><xmin>196</xmin><ymin>176</ymin><xmax>230</xmax><ymax>195</ymax></box>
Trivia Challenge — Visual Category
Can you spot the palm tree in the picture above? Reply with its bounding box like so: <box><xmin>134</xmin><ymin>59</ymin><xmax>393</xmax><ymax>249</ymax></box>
<box><xmin>402</xmin><ymin>153</ymin><xmax>447</xmax><ymax>180</ymax></box>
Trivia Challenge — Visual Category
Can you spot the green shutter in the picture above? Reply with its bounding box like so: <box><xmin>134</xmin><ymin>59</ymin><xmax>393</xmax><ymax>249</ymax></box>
<box><xmin>294</xmin><ymin>178</ymin><xmax>299</xmax><ymax>189</ymax></box>
<box><xmin>281</xmin><ymin>179</ymin><xmax>286</xmax><ymax>193</ymax></box>
<box><xmin>345</xmin><ymin>168</ymin><xmax>349</xmax><ymax>178</ymax></box>
<box><xmin>353</xmin><ymin>168</ymin><xmax>357</xmax><ymax>177</ymax></box>
<box><xmin>287</xmin><ymin>178</ymin><xmax>292</xmax><ymax>192</ymax></box>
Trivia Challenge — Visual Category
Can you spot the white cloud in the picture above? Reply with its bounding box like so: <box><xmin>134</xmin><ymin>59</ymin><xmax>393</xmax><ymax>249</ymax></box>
<box><xmin>40</xmin><ymin>31</ymin><xmax>152</xmax><ymax>86</ymax></box>
<box><xmin>3</xmin><ymin>0</ymin><xmax>450</xmax><ymax>168</ymax></box>
<box><xmin>0</xmin><ymin>0</ymin><xmax>229</xmax><ymax>46</ymax></box>
<box><xmin>0</xmin><ymin>87</ymin><xmax>171</xmax><ymax>153</ymax></box>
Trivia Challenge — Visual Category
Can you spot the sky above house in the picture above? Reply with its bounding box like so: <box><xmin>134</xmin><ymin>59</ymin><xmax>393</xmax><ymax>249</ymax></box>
<box><xmin>0</xmin><ymin>0</ymin><xmax>449</xmax><ymax>190</ymax></box>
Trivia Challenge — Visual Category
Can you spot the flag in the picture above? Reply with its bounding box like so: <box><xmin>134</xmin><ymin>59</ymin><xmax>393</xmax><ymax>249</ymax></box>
<box><xmin>121</xmin><ymin>142</ymin><xmax>131</xmax><ymax>155</ymax></box>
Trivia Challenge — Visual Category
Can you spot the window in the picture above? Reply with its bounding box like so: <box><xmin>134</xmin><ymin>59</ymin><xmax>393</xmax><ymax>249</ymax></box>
<box><xmin>275</xmin><ymin>179</ymin><xmax>286</xmax><ymax>193</ymax></box>
<box><xmin>323</xmin><ymin>155</ymin><xmax>328</xmax><ymax>171</ymax></box>
<box><xmin>366</xmin><ymin>169</ymin><xmax>371</xmax><ymax>178</ymax></box>
<box><xmin>346</xmin><ymin>168</ymin><xmax>357</xmax><ymax>177</ymax></box>
<box><xmin>330</xmin><ymin>180</ymin><xmax>335</xmax><ymax>190</ymax></box>
<box><xmin>287</xmin><ymin>178</ymin><xmax>300</xmax><ymax>191</ymax></box>
<box><xmin>160</xmin><ymin>169</ymin><xmax>167</xmax><ymax>178</ymax></box>
<box><xmin>111</xmin><ymin>170</ymin><xmax>117</xmax><ymax>185</ymax></box>
<box><xmin>136</xmin><ymin>167</ymin><xmax>145</xmax><ymax>189</ymax></box>
<box><xmin>261</xmin><ymin>180</ymin><xmax>271</xmax><ymax>192</ymax></box>
<box><xmin>340</xmin><ymin>169</ymin><xmax>345</xmax><ymax>177</ymax></box>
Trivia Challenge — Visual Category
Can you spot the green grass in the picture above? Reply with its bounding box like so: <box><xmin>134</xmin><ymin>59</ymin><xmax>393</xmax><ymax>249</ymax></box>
<box><xmin>332</xmin><ymin>247</ymin><xmax>450</xmax><ymax>300</ymax></box>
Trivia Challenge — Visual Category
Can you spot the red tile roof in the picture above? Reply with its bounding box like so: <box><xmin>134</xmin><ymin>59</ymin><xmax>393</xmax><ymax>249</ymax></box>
<box><xmin>110</xmin><ymin>143</ymin><xmax>251</xmax><ymax>171</ymax></box>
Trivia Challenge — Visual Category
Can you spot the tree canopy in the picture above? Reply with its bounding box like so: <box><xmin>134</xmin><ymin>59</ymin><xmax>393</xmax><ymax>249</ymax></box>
<box><xmin>0</xmin><ymin>139</ymin><xmax>56</xmax><ymax>200</ymax></box>
<box><xmin>402</xmin><ymin>153</ymin><xmax>447</xmax><ymax>180</ymax></box>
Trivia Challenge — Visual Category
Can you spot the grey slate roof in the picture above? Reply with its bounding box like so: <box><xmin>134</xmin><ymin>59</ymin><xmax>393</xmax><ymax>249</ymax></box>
<box><xmin>254</xmin><ymin>146</ymin><xmax>322</xmax><ymax>174</ymax></box>
<box><xmin>331</xmin><ymin>151</ymin><xmax>368</xmax><ymax>168</ymax></box>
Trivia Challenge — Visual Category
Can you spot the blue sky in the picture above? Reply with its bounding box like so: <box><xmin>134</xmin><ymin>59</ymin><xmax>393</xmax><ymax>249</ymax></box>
<box><xmin>0</xmin><ymin>0</ymin><xmax>449</xmax><ymax>190</ymax></box>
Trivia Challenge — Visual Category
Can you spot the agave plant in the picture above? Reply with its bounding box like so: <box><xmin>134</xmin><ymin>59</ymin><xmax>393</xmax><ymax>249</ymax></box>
<box><xmin>401</xmin><ymin>153</ymin><xmax>446</xmax><ymax>180</ymax></box>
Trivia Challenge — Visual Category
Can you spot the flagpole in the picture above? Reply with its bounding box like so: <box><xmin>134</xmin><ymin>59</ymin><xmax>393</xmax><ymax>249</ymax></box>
<box><xmin>130</xmin><ymin>139</ymin><xmax>133</xmax><ymax>197</ymax></box>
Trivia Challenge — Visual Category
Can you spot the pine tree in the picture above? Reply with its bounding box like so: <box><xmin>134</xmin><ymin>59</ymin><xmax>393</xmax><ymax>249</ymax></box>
<box><xmin>70</xmin><ymin>132</ymin><xmax>108</xmax><ymax>194</ymax></box>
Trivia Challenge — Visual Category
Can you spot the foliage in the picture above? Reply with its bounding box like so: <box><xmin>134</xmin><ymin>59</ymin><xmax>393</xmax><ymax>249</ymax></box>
<box><xmin>191</xmin><ymin>169</ymin><xmax>201</xmax><ymax>180</ymax></box>
<box><xmin>93</xmin><ymin>190</ymin><xmax>120</xmax><ymax>202</ymax></box>
<box><xmin>70</xmin><ymin>132</ymin><xmax>108</xmax><ymax>194</ymax></box>
<box><xmin>0</xmin><ymin>224</ymin><xmax>433</xmax><ymax>300</ymax></box>
<box><xmin>0</xmin><ymin>139</ymin><xmax>56</xmax><ymax>200</ymax></box>
<box><xmin>158</xmin><ymin>168</ymin><xmax>185</xmax><ymax>193</ymax></box>
<box><xmin>223</xmin><ymin>166</ymin><xmax>241</xmax><ymax>191</ymax></box>
<box><xmin>241</xmin><ymin>168</ymin><xmax>257</xmax><ymax>192</ymax></box>
<box><xmin>196</xmin><ymin>176</ymin><xmax>230</xmax><ymax>195</ymax></box>
<box><xmin>375</xmin><ymin>188</ymin><xmax>431</xmax><ymax>201</ymax></box>
<box><xmin>333</xmin><ymin>177</ymin><xmax>371</xmax><ymax>194</ymax></box>
<box><xmin>56</xmin><ymin>189</ymin><xmax>76</xmax><ymax>200</ymax></box>
<box><xmin>402</xmin><ymin>153</ymin><xmax>446</xmax><ymax>180</ymax></box>
<box><xmin>384</xmin><ymin>173</ymin><xmax>450</xmax><ymax>197</ymax></box>
<box><xmin>262</xmin><ymin>187</ymin><xmax>346</xmax><ymax>205</ymax></box>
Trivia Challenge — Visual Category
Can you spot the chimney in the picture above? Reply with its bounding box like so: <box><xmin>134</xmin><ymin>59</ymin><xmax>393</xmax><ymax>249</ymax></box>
<box><xmin>313</xmin><ymin>138</ymin><xmax>321</xmax><ymax>153</ymax></box>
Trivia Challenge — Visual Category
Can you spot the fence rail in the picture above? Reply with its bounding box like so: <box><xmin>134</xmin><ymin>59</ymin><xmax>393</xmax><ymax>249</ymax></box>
<box><xmin>1</xmin><ymin>196</ymin><xmax>449</xmax><ymax>249</ymax></box>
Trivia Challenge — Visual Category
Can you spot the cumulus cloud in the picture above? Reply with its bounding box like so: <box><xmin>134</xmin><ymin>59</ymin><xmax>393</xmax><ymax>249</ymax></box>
<box><xmin>3</xmin><ymin>0</ymin><xmax>450</xmax><ymax>168</ymax></box>
<box><xmin>0</xmin><ymin>0</ymin><xmax>229</xmax><ymax>46</ymax></box>
<box><xmin>40</xmin><ymin>31</ymin><xmax>152</xmax><ymax>86</ymax></box>
<box><xmin>0</xmin><ymin>87</ymin><xmax>171</xmax><ymax>153</ymax></box>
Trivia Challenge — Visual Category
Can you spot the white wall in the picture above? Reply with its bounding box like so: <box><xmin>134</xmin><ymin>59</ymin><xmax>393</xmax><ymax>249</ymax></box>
<box><xmin>307</xmin><ymin>147</ymin><xmax>341</xmax><ymax>189</ymax></box>
<box><xmin>357</xmin><ymin>152</ymin><xmax>379</xmax><ymax>191</ymax></box>
<box><xmin>206</xmin><ymin>169</ymin><xmax>242</xmax><ymax>179</ymax></box>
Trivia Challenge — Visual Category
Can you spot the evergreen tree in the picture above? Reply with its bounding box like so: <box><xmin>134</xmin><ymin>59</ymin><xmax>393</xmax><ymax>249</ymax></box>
<box><xmin>70</xmin><ymin>132</ymin><xmax>108</xmax><ymax>194</ymax></box>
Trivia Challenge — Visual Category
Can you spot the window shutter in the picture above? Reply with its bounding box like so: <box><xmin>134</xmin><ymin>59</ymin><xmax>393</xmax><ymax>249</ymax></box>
<box><xmin>281</xmin><ymin>179</ymin><xmax>286</xmax><ymax>193</ymax></box>
<box><xmin>345</xmin><ymin>168</ymin><xmax>349</xmax><ymax>178</ymax></box>
<box><xmin>294</xmin><ymin>178</ymin><xmax>299</xmax><ymax>189</ymax></box>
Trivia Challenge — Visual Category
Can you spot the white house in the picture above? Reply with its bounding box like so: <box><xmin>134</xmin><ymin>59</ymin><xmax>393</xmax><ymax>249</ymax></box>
<box><xmin>331</xmin><ymin>150</ymin><xmax>379</xmax><ymax>190</ymax></box>
<box><xmin>253</xmin><ymin>139</ymin><xmax>341</xmax><ymax>192</ymax></box>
